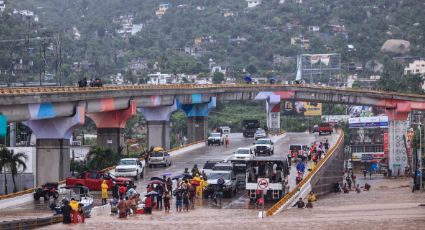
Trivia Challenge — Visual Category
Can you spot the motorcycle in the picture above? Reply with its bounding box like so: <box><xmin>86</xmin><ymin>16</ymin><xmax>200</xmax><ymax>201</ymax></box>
<box><xmin>33</xmin><ymin>182</ymin><xmax>59</xmax><ymax>201</ymax></box>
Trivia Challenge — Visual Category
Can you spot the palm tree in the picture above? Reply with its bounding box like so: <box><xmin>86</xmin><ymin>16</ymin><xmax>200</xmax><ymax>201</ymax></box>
<box><xmin>0</xmin><ymin>147</ymin><xmax>27</xmax><ymax>194</ymax></box>
<box><xmin>86</xmin><ymin>147</ymin><xmax>120</xmax><ymax>170</ymax></box>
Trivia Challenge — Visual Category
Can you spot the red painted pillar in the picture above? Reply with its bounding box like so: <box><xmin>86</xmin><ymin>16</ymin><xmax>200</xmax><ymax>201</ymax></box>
<box><xmin>87</xmin><ymin>101</ymin><xmax>136</xmax><ymax>153</ymax></box>
<box><xmin>385</xmin><ymin>102</ymin><xmax>411</xmax><ymax>175</ymax></box>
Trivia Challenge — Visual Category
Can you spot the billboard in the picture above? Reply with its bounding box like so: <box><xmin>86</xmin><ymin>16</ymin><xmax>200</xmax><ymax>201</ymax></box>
<box><xmin>283</xmin><ymin>101</ymin><xmax>322</xmax><ymax>116</ymax></box>
<box><xmin>348</xmin><ymin>116</ymin><xmax>388</xmax><ymax>129</ymax></box>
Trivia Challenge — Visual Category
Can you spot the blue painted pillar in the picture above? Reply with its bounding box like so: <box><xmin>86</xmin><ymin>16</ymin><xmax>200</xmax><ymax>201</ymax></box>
<box><xmin>24</xmin><ymin>104</ymin><xmax>85</xmax><ymax>186</ymax></box>
<box><xmin>180</xmin><ymin>97</ymin><xmax>216</xmax><ymax>143</ymax></box>
<box><xmin>138</xmin><ymin>103</ymin><xmax>177</xmax><ymax>150</ymax></box>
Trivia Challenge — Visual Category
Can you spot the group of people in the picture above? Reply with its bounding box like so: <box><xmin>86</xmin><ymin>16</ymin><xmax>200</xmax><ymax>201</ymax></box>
<box><xmin>293</xmin><ymin>140</ymin><xmax>330</xmax><ymax>185</ymax></box>
<box><xmin>292</xmin><ymin>191</ymin><xmax>317</xmax><ymax>209</ymax></box>
<box><xmin>61</xmin><ymin>198</ymin><xmax>85</xmax><ymax>224</ymax></box>
<box><xmin>77</xmin><ymin>78</ymin><xmax>103</xmax><ymax>87</ymax></box>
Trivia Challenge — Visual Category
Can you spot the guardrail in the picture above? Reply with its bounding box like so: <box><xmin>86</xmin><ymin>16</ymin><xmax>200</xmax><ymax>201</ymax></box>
<box><xmin>0</xmin><ymin>215</ymin><xmax>62</xmax><ymax>229</ymax></box>
<box><xmin>266</xmin><ymin>130</ymin><xmax>345</xmax><ymax>216</ymax></box>
<box><xmin>0</xmin><ymin>83</ymin><xmax>422</xmax><ymax>99</ymax></box>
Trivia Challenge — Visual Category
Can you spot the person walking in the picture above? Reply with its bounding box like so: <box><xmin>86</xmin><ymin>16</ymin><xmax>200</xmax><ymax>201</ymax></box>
<box><xmin>293</xmin><ymin>198</ymin><xmax>305</xmax><ymax>208</ymax></box>
<box><xmin>61</xmin><ymin>199</ymin><xmax>72</xmax><ymax>224</ymax></box>
<box><xmin>324</xmin><ymin>139</ymin><xmax>329</xmax><ymax>152</ymax></box>
<box><xmin>224</xmin><ymin>135</ymin><xmax>229</xmax><ymax>148</ymax></box>
<box><xmin>369</xmin><ymin>170</ymin><xmax>373</xmax><ymax>179</ymax></box>
<box><xmin>101</xmin><ymin>180</ymin><xmax>109</xmax><ymax>205</ymax></box>
<box><xmin>144</xmin><ymin>195</ymin><xmax>153</xmax><ymax>214</ymax></box>
<box><xmin>363</xmin><ymin>169</ymin><xmax>368</xmax><ymax>179</ymax></box>
<box><xmin>117</xmin><ymin>199</ymin><xmax>127</xmax><ymax>218</ymax></box>
<box><xmin>69</xmin><ymin>198</ymin><xmax>79</xmax><ymax>224</ymax></box>
<box><xmin>119</xmin><ymin>185</ymin><xmax>127</xmax><ymax>200</ymax></box>
<box><xmin>174</xmin><ymin>189</ymin><xmax>183</xmax><ymax>212</ymax></box>
<box><xmin>157</xmin><ymin>184</ymin><xmax>164</xmax><ymax>210</ymax></box>
<box><xmin>164</xmin><ymin>190</ymin><xmax>171</xmax><ymax>213</ymax></box>
<box><xmin>112</xmin><ymin>182</ymin><xmax>119</xmax><ymax>200</ymax></box>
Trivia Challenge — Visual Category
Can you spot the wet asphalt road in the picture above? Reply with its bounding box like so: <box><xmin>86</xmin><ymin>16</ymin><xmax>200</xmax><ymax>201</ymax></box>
<box><xmin>0</xmin><ymin>132</ymin><xmax>338</xmax><ymax>220</ymax></box>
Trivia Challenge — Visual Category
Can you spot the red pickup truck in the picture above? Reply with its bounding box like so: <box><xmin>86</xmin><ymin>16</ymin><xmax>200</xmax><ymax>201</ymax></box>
<box><xmin>66</xmin><ymin>171</ymin><xmax>131</xmax><ymax>191</ymax></box>
<box><xmin>318</xmin><ymin>123</ymin><xmax>333</xmax><ymax>135</ymax></box>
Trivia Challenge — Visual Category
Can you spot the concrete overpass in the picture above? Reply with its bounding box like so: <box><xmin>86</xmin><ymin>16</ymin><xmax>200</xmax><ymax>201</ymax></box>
<box><xmin>0</xmin><ymin>84</ymin><xmax>423</xmax><ymax>186</ymax></box>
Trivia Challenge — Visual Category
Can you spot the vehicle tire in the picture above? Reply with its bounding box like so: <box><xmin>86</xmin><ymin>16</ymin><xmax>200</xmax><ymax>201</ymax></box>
<box><xmin>52</xmin><ymin>191</ymin><xmax>59</xmax><ymax>199</ymax></box>
<box><xmin>33</xmin><ymin>193</ymin><xmax>41</xmax><ymax>201</ymax></box>
<box><xmin>43</xmin><ymin>192</ymin><xmax>50</xmax><ymax>201</ymax></box>
<box><xmin>141</xmin><ymin>170</ymin><xmax>144</xmax><ymax>179</ymax></box>
<box><xmin>149</xmin><ymin>164</ymin><xmax>152</xmax><ymax>168</ymax></box>
<box><xmin>134</xmin><ymin>171</ymin><xmax>139</xmax><ymax>181</ymax></box>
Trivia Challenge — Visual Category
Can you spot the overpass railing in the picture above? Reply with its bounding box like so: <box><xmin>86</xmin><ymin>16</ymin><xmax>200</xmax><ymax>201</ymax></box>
<box><xmin>0</xmin><ymin>83</ymin><xmax>423</xmax><ymax>99</ymax></box>
<box><xmin>266</xmin><ymin>130</ymin><xmax>345</xmax><ymax>216</ymax></box>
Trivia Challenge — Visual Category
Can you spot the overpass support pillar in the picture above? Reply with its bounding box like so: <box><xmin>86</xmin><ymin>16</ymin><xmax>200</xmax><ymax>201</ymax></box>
<box><xmin>266</xmin><ymin>95</ymin><xmax>281</xmax><ymax>134</ymax></box>
<box><xmin>180</xmin><ymin>97</ymin><xmax>216</xmax><ymax>143</ymax></box>
<box><xmin>138</xmin><ymin>103</ymin><xmax>177</xmax><ymax>150</ymax></box>
<box><xmin>386</xmin><ymin>109</ymin><xmax>410</xmax><ymax>176</ymax></box>
<box><xmin>87</xmin><ymin>101</ymin><xmax>136</xmax><ymax>153</ymax></box>
<box><xmin>24</xmin><ymin>104</ymin><xmax>85</xmax><ymax>186</ymax></box>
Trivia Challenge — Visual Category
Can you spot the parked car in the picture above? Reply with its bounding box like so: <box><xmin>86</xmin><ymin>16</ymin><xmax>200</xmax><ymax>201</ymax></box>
<box><xmin>207</xmin><ymin>132</ymin><xmax>224</xmax><ymax>146</ymax></box>
<box><xmin>233</xmin><ymin>147</ymin><xmax>255</xmax><ymax>161</ymax></box>
<box><xmin>148</xmin><ymin>148</ymin><xmax>172</xmax><ymax>167</ymax></box>
<box><xmin>254</xmin><ymin>138</ymin><xmax>274</xmax><ymax>156</ymax></box>
<box><xmin>66</xmin><ymin>171</ymin><xmax>130</xmax><ymax>191</ymax></box>
<box><xmin>254</xmin><ymin>128</ymin><xmax>267</xmax><ymax>140</ymax></box>
<box><xmin>115</xmin><ymin>158</ymin><xmax>145</xmax><ymax>180</ymax></box>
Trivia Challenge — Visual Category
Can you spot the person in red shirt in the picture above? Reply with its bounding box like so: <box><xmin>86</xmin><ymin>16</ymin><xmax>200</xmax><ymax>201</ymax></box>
<box><xmin>119</xmin><ymin>185</ymin><xmax>127</xmax><ymax>200</ymax></box>
<box><xmin>144</xmin><ymin>195</ymin><xmax>153</xmax><ymax>214</ymax></box>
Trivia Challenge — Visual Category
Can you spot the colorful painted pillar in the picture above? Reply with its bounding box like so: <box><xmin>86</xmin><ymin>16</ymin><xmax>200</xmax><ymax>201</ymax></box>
<box><xmin>385</xmin><ymin>106</ymin><xmax>410</xmax><ymax>176</ymax></box>
<box><xmin>138</xmin><ymin>102</ymin><xmax>178</xmax><ymax>150</ymax></box>
<box><xmin>24</xmin><ymin>103</ymin><xmax>85</xmax><ymax>186</ymax></box>
<box><xmin>266</xmin><ymin>95</ymin><xmax>281</xmax><ymax>134</ymax></box>
<box><xmin>180</xmin><ymin>97</ymin><xmax>216</xmax><ymax>143</ymax></box>
<box><xmin>87</xmin><ymin>101</ymin><xmax>136</xmax><ymax>154</ymax></box>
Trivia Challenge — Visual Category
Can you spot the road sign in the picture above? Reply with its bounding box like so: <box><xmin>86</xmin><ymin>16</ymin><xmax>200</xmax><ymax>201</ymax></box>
<box><xmin>257</xmin><ymin>178</ymin><xmax>269</xmax><ymax>190</ymax></box>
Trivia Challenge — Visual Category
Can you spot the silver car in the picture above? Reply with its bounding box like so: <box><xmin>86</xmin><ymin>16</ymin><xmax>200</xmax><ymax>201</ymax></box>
<box><xmin>148</xmin><ymin>151</ymin><xmax>172</xmax><ymax>167</ymax></box>
<box><xmin>254</xmin><ymin>128</ymin><xmax>267</xmax><ymax>140</ymax></box>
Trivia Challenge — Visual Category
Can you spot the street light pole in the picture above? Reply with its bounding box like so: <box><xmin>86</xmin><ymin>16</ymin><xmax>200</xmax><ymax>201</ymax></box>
<box><xmin>413</xmin><ymin>122</ymin><xmax>423</xmax><ymax>192</ymax></box>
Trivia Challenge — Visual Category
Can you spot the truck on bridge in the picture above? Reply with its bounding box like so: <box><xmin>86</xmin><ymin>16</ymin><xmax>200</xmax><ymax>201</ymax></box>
<box><xmin>242</xmin><ymin>119</ymin><xmax>260</xmax><ymax>137</ymax></box>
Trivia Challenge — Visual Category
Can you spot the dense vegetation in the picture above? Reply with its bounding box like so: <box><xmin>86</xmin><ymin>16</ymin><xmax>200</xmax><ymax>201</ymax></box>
<box><xmin>1</xmin><ymin>0</ymin><xmax>424</xmax><ymax>86</ymax></box>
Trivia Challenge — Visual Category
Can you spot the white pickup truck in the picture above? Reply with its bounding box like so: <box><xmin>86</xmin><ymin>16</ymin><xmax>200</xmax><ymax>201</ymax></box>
<box><xmin>114</xmin><ymin>158</ymin><xmax>145</xmax><ymax>180</ymax></box>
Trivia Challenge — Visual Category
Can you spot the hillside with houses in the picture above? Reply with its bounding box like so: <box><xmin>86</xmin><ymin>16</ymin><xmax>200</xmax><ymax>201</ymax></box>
<box><xmin>0</xmin><ymin>0</ymin><xmax>424</xmax><ymax>92</ymax></box>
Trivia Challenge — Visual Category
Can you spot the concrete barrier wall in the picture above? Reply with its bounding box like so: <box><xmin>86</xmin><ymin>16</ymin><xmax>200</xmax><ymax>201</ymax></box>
<box><xmin>310</xmin><ymin>138</ymin><xmax>345</xmax><ymax>196</ymax></box>
<box><xmin>267</xmin><ymin>131</ymin><xmax>345</xmax><ymax>216</ymax></box>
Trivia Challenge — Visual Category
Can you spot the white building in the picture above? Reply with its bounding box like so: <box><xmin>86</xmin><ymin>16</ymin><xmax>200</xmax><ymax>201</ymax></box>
<box><xmin>156</xmin><ymin>4</ymin><xmax>169</xmax><ymax>18</ymax></box>
<box><xmin>308</xmin><ymin>26</ymin><xmax>320</xmax><ymax>32</ymax></box>
<box><xmin>404</xmin><ymin>60</ymin><xmax>425</xmax><ymax>75</ymax></box>
<box><xmin>110</xmin><ymin>73</ymin><xmax>125</xmax><ymax>85</ymax></box>
<box><xmin>0</xmin><ymin>1</ymin><xmax>6</xmax><ymax>13</ymax></box>
<box><xmin>147</xmin><ymin>72</ymin><xmax>176</xmax><ymax>84</ymax></box>
<box><xmin>246</xmin><ymin>0</ymin><xmax>261</xmax><ymax>8</ymax></box>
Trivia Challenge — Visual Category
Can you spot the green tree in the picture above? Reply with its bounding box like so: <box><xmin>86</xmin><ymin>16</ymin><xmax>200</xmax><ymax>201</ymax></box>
<box><xmin>86</xmin><ymin>147</ymin><xmax>121</xmax><ymax>170</ymax></box>
<box><xmin>0</xmin><ymin>147</ymin><xmax>27</xmax><ymax>194</ymax></box>
<box><xmin>212</xmin><ymin>71</ymin><xmax>225</xmax><ymax>84</ymax></box>
<box><xmin>351</xmin><ymin>80</ymin><xmax>361</xmax><ymax>88</ymax></box>
<box><xmin>246</xmin><ymin>64</ymin><xmax>258</xmax><ymax>75</ymax></box>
